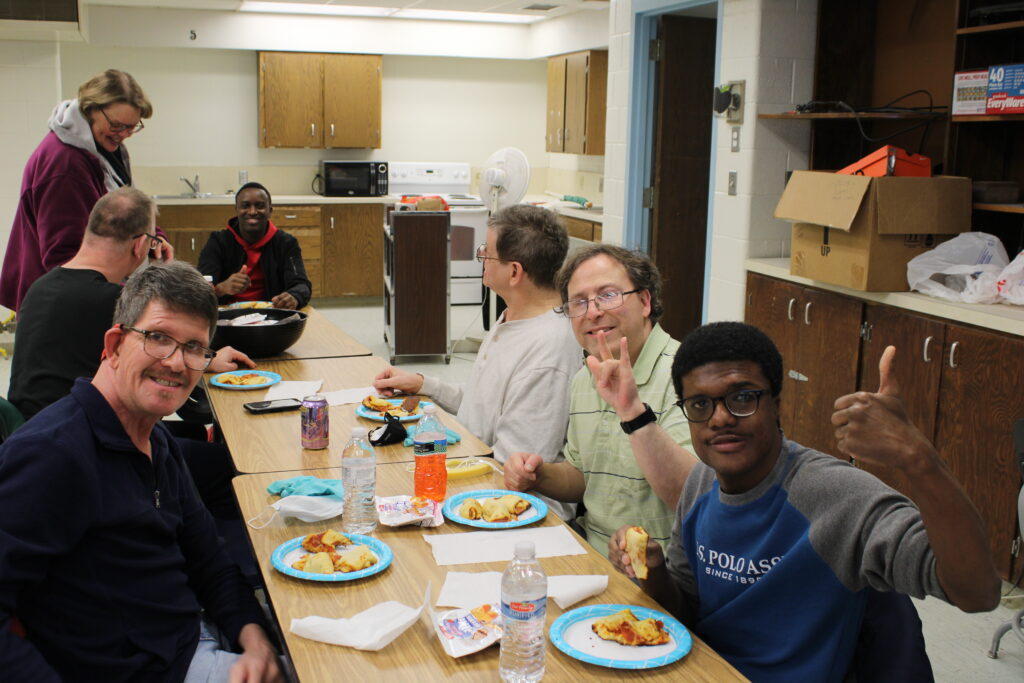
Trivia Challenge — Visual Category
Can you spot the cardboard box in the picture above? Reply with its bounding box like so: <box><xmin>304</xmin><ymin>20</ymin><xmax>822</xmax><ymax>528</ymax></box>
<box><xmin>986</xmin><ymin>64</ymin><xmax>1024</xmax><ymax>115</ymax></box>
<box><xmin>953</xmin><ymin>70</ymin><xmax>989</xmax><ymax>115</ymax></box>
<box><xmin>775</xmin><ymin>171</ymin><xmax>971</xmax><ymax>291</ymax></box>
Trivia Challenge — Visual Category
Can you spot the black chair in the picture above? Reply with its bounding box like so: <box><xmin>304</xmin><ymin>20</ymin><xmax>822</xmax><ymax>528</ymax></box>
<box><xmin>987</xmin><ymin>418</ymin><xmax>1024</xmax><ymax>659</ymax></box>
<box><xmin>851</xmin><ymin>588</ymin><xmax>934</xmax><ymax>682</ymax></box>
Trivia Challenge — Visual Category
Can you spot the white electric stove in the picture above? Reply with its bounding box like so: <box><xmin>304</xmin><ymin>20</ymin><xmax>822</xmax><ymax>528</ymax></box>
<box><xmin>388</xmin><ymin>162</ymin><xmax>487</xmax><ymax>304</ymax></box>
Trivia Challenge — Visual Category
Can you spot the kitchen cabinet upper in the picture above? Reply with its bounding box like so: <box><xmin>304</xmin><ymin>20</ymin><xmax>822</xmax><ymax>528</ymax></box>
<box><xmin>546</xmin><ymin>50</ymin><xmax>607</xmax><ymax>156</ymax></box>
<box><xmin>259</xmin><ymin>51</ymin><xmax>382</xmax><ymax>149</ymax></box>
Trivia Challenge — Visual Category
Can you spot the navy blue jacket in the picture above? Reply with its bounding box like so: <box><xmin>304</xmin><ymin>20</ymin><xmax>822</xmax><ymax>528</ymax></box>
<box><xmin>0</xmin><ymin>379</ymin><xmax>264</xmax><ymax>682</ymax></box>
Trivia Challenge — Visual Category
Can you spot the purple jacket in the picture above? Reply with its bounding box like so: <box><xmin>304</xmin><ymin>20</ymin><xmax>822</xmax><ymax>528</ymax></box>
<box><xmin>0</xmin><ymin>131</ymin><xmax>107</xmax><ymax>311</ymax></box>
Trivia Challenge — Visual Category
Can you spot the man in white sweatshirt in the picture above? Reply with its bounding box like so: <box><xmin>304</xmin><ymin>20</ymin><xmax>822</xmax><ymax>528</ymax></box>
<box><xmin>373</xmin><ymin>205</ymin><xmax>581</xmax><ymax>519</ymax></box>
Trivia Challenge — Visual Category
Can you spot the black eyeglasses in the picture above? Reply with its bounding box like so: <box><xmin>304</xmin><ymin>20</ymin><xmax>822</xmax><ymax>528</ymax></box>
<box><xmin>556</xmin><ymin>289</ymin><xmax>642</xmax><ymax>318</ymax></box>
<box><xmin>676</xmin><ymin>389</ymin><xmax>766</xmax><ymax>423</ymax></box>
<box><xmin>132</xmin><ymin>232</ymin><xmax>160</xmax><ymax>250</ymax></box>
<box><xmin>121</xmin><ymin>325</ymin><xmax>214</xmax><ymax>371</ymax></box>
<box><xmin>100</xmin><ymin>108</ymin><xmax>144</xmax><ymax>135</ymax></box>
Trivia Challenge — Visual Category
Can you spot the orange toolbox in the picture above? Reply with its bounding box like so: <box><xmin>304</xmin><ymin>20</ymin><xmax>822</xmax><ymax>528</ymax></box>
<box><xmin>837</xmin><ymin>145</ymin><xmax>932</xmax><ymax>177</ymax></box>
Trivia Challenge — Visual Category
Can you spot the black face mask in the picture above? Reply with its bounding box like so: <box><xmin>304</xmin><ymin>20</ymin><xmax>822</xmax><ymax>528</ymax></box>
<box><xmin>369</xmin><ymin>413</ymin><xmax>407</xmax><ymax>446</ymax></box>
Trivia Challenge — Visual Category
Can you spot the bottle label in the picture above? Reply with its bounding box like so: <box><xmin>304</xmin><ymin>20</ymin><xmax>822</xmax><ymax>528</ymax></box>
<box><xmin>413</xmin><ymin>438</ymin><xmax>447</xmax><ymax>455</ymax></box>
<box><xmin>501</xmin><ymin>597</ymin><xmax>546</xmax><ymax>622</ymax></box>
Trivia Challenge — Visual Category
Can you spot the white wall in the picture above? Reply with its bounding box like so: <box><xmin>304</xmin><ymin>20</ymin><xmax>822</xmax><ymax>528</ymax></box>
<box><xmin>603</xmin><ymin>0</ymin><xmax>816</xmax><ymax>322</ymax></box>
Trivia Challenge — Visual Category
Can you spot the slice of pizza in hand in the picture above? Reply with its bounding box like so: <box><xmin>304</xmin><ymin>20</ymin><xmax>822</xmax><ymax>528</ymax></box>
<box><xmin>625</xmin><ymin>526</ymin><xmax>649</xmax><ymax>580</ymax></box>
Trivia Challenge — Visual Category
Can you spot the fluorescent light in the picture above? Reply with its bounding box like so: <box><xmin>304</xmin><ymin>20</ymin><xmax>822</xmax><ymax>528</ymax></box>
<box><xmin>390</xmin><ymin>8</ymin><xmax>541</xmax><ymax>24</ymax></box>
<box><xmin>239</xmin><ymin>2</ymin><xmax>397</xmax><ymax>17</ymax></box>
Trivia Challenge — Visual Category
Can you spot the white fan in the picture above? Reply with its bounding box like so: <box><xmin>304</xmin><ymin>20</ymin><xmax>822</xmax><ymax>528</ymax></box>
<box><xmin>479</xmin><ymin>147</ymin><xmax>531</xmax><ymax>213</ymax></box>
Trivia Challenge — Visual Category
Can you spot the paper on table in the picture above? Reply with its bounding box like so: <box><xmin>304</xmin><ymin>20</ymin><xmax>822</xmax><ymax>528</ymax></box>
<box><xmin>321</xmin><ymin>386</ymin><xmax>375</xmax><ymax>406</ymax></box>
<box><xmin>290</xmin><ymin>600</ymin><xmax>423</xmax><ymax>651</ymax></box>
<box><xmin>264</xmin><ymin>380</ymin><xmax>323</xmax><ymax>401</ymax></box>
<box><xmin>423</xmin><ymin>526</ymin><xmax>586</xmax><ymax>566</ymax></box>
<box><xmin>436</xmin><ymin>571</ymin><xmax>608</xmax><ymax>610</ymax></box>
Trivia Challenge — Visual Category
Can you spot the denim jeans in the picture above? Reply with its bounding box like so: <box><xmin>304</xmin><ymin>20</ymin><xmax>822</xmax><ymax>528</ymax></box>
<box><xmin>183</xmin><ymin>619</ymin><xmax>241</xmax><ymax>683</ymax></box>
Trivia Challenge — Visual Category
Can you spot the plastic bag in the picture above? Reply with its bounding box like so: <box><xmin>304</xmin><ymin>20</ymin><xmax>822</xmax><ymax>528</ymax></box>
<box><xmin>997</xmin><ymin>250</ymin><xmax>1024</xmax><ymax>305</ymax></box>
<box><xmin>907</xmin><ymin>232</ymin><xmax>1009</xmax><ymax>303</ymax></box>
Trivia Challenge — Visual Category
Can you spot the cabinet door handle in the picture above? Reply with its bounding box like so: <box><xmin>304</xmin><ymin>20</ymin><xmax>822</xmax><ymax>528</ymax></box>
<box><xmin>190</xmin><ymin>237</ymin><xmax>195</xmax><ymax>251</ymax></box>
<box><xmin>786</xmin><ymin>298</ymin><xmax>796</xmax><ymax>321</ymax></box>
<box><xmin>557</xmin><ymin>128</ymin><xmax>563</xmax><ymax>146</ymax></box>
<box><xmin>922</xmin><ymin>335</ymin><xmax>933</xmax><ymax>363</ymax></box>
<box><xmin>310</xmin><ymin>123</ymin><xmax>316</xmax><ymax>137</ymax></box>
<box><xmin>948</xmin><ymin>341</ymin><xmax>959</xmax><ymax>368</ymax></box>
<box><xmin>285</xmin><ymin>214</ymin><xmax>297</xmax><ymax>219</ymax></box>
<box><xmin>330</xmin><ymin>124</ymin><xmax>335</xmax><ymax>137</ymax></box>
<box><xmin>803</xmin><ymin>301</ymin><xmax>812</xmax><ymax>325</ymax></box>
<box><xmin>330</xmin><ymin>216</ymin><xmax>335</xmax><ymax>231</ymax></box>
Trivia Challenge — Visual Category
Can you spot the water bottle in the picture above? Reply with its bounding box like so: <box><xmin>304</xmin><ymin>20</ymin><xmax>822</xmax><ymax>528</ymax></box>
<box><xmin>341</xmin><ymin>426</ymin><xmax>377</xmax><ymax>534</ymax></box>
<box><xmin>499</xmin><ymin>541</ymin><xmax>547</xmax><ymax>682</ymax></box>
<box><xmin>413</xmin><ymin>404</ymin><xmax>447</xmax><ymax>502</ymax></box>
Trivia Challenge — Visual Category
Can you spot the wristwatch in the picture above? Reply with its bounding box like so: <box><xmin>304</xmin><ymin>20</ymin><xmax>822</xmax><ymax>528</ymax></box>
<box><xmin>620</xmin><ymin>403</ymin><xmax>656</xmax><ymax>434</ymax></box>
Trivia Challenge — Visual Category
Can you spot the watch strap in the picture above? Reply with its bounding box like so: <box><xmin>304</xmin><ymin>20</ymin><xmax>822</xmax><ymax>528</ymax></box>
<box><xmin>620</xmin><ymin>403</ymin><xmax>656</xmax><ymax>434</ymax></box>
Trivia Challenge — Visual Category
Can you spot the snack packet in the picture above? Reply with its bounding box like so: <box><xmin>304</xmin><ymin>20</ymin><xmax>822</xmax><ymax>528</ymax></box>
<box><xmin>432</xmin><ymin>603</ymin><xmax>503</xmax><ymax>658</ymax></box>
<box><xmin>375</xmin><ymin>495</ymin><xmax>443</xmax><ymax>527</ymax></box>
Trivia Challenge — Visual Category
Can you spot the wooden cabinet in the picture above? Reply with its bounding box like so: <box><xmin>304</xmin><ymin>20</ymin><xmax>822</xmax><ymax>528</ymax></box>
<box><xmin>546</xmin><ymin>50</ymin><xmax>607</xmax><ymax>155</ymax></box>
<box><xmin>259</xmin><ymin>51</ymin><xmax>382</xmax><ymax>149</ymax></box>
<box><xmin>274</xmin><ymin>205</ymin><xmax>322</xmax><ymax>296</ymax></box>
<box><xmin>746</xmin><ymin>270</ymin><xmax>1024</xmax><ymax>580</ymax></box>
<box><xmin>560</xmin><ymin>215</ymin><xmax>603</xmax><ymax>242</ymax></box>
<box><xmin>157</xmin><ymin>204</ymin><xmax>234</xmax><ymax>266</ymax></box>
<box><xmin>744</xmin><ymin>272</ymin><xmax>862</xmax><ymax>457</ymax></box>
<box><xmin>321</xmin><ymin>204</ymin><xmax>384</xmax><ymax>297</ymax></box>
<box><xmin>384</xmin><ymin>212</ymin><xmax>450</xmax><ymax>364</ymax></box>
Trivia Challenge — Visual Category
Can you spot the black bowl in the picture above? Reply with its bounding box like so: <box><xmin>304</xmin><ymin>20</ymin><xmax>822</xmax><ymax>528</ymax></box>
<box><xmin>212</xmin><ymin>308</ymin><xmax>307</xmax><ymax>358</ymax></box>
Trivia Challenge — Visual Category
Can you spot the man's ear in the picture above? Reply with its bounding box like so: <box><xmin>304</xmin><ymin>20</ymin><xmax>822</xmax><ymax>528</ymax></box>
<box><xmin>508</xmin><ymin>261</ymin><xmax>526</xmax><ymax>287</ymax></box>
<box><xmin>639</xmin><ymin>288</ymin><xmax>652</xmax><ymax>318</ymax></box>
<box><xmin>102</xmin><ymin>325</ymin><xmax>126</xmax><ymax>367</ymax></box>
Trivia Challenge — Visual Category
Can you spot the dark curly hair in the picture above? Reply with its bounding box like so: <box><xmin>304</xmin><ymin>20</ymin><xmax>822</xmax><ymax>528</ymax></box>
<box><xmin>672</xmin><ymin>322</ymin><xmax>783</xmax><ymax>399</ymax></box>
<box><xmin>489</xmin><ymin>204</ymin><xmax>567</xmax><ymax>290</ymax></box>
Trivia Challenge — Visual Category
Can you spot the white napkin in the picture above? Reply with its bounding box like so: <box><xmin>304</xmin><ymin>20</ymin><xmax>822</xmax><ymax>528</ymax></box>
<box><xmin>321</xmin><ymin>386</ymin><xmax>375</xmax><ymax>406</ymax></box>
<box><xmin>290</xmin><ymin>600</ymin><xmax>423</xmax><ymax>651</ymax></box>
<box><xmin>264</xmin><ymin>380</ymin><xmax>323</xmax><ymax>401</ymax></box>
<box><xmin>436</xmin><ymin>571</ymin><xmax>608</xmax><ymax>610</ymax></box>
<box><xmin>423</xmin><ymin>526</ymin><xmax>586</xmax><ymax>566</ymax></box>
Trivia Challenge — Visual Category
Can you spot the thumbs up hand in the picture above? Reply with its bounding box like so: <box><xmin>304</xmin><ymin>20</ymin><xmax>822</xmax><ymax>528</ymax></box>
<box><xmin>215</xmin><ymin>265</ymin><xmax>252</xmax><ymax>297</ymax></box>
<box><xmin>831</xmin><ymin>346</ymin><xmax>928</xmax><ymax>471</ymax></box>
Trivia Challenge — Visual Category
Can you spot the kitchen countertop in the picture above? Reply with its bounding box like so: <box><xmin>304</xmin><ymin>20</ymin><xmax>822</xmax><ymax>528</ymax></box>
<box><xmin>747</xmin><ymin>257</ymin><xmax>1024</xmax><ymax>338</ymax></box>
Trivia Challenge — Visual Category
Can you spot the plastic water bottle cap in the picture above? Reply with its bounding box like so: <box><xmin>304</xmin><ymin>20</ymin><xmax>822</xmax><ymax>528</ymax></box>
<box><xmin>350</xmin><ymin>426</ymin><xmax>368</xmax><ymax>438</ymax></box>
<box><xmin>514</xmin><ymin>541</ymin><xmax>535</xmax><ymax>559</ymax></box>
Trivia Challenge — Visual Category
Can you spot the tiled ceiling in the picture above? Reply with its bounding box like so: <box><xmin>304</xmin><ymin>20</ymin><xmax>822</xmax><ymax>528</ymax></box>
<box><xmin>82</xmin><ymin>0</ymin><xmax>610</xmax><ymax>21</ymax></box>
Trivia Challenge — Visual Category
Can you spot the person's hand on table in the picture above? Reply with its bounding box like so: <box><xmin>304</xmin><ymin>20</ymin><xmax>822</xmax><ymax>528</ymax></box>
<box><xmin>270</xmin><ymin>291</ymin><xmax>298</xmax><ymax>310</ymax></box>
<box><xmin>372</xmin><ymin>366</ymin><xmax>424</xmax><ymax>397</ymax></box>
<box><xmin>504</xmin><ymin>452</ymin><xmax>543</xmax><ymax>492</ymax></box>
<box><xmin>609</xmin><ymin>524</ymin><xmax>665</xmax><ymax>580</ymax></box>
<box><xmin>229</xmin><ymin>624</ymin><xmax>284</xmax><ymax>683</ymax></box>
<box><xmin>208</xmin><ymin>346</ymin><xmax>257</xmax><ymax>373</ymax></box>
<box><xmin>216</xmin><ymin>266</ymin><xmax>250</xmax><ymax>297</ymax></box>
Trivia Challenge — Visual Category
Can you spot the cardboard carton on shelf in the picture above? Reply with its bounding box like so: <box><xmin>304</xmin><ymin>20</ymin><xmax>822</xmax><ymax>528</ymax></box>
<box><xmin>774</xmin><ymin>171</ymin><xmax>971</xmax><ymax>292</ymax></box>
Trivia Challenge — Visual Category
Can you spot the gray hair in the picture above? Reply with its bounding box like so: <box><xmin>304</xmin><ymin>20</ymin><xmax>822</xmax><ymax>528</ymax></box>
<box><xmin>556</xmin><ymin>244</ymin><xmax>664</xmax><ymax>324</ymax></box>
<box><xmin>114</xmin><ymin>261</ymin><xmax>218</xmax><ymax>338</ymax></box>
<box><xmin>87</xmin><ymin>186</ymin><xmax>155</xmax><ymax>242</ymax></box>
<box><xmin>488</xmin><ymin>205</ymin><xmax>568</xmax><ymax>290</ymax></box>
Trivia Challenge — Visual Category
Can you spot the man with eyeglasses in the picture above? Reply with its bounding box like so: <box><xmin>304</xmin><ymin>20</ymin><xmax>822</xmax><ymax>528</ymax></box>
<box><xmin>9</xmin><ymin>187</ymin><xmax>252</xmax><ymax>422</ymax></box>
<box><xmin>504</xmin><ymin>244</ymin><xmax>697</xmax><ymax>557</ymax></box>
<box><xmin>373</xmin><ymin>205</ymin><xmax>581</xmax><ymax>519</ymax></box>
<box><xmin>0</xmin><ymin>261</ymin><xmax>283</xmax><ymax>682</ymax></box>
<box><xmin>605</xmin><ymin>322</ymin><xmax>999</xmax><ymax>682</ymax></box>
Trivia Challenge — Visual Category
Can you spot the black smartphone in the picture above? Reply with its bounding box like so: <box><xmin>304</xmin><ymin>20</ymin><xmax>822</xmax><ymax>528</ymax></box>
<box><xmin>244</xmin><ymin>398</ymin><xmax>302</xmax><ymax>414</ymax></box>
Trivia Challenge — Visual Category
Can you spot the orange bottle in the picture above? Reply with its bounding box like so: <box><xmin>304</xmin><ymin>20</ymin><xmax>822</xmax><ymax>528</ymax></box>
<box><xmin>413</xmin><ymin>405</ymin><xmax>448</xmax><ymax>501</ymax></box>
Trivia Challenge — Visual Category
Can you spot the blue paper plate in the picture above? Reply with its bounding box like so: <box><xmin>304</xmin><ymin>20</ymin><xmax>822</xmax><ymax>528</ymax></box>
<box><xmin>209</xmin><ymin>370</ymin><xmax>282</xmax><ymax>390</ymax></box>
<box><xmin>549</xmin><ymin>604</ymin><xmax>691</xmax><ymax>670</ymax></box>
<box><xmin>271</xmin><ymin>534</ymin><xmax>393</xmax><ymax>582</ymax></box>
<box><xmin>355</xmin><ymin>398</ymin><xmax>433</xmax><ymax>423</ymax></box>
<box><xmin>442</xmin><ymin>489</ymin><xmax>548</xmax><ymax>529</ymax></box>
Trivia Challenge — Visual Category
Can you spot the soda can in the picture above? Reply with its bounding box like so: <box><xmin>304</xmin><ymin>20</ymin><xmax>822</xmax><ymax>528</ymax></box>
<box><xmin>301</xmin><ymin>394</ymin><xmax>329</xmax><ymax>450</ymax></box>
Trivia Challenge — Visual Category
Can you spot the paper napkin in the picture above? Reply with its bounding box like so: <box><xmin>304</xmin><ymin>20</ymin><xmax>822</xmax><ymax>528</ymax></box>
<box><xmin>436</xmin><ymin>571</ymin><xmax>608</xmax><ymax>610</ymax></box>
<box><xmin>423</xmin><ymin>526</ymin><xmax>586</xmax><ymax>566</ymax></box>
<box><xmin>264</xmin><ymin>380</ymin><xmax>323</xmax><ymax>401</ymax></box>
<box><xmin>321</xmin><ymin>386</ymin><xmax>376</xmax><ymax>406</ymax></box>
<box><xmin>290</xmin><ymin>600</ymin><xmax>423</xmax><ymax>651</ymax></box>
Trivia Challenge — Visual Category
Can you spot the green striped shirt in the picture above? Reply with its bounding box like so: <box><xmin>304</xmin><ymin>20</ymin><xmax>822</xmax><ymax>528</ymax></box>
<box><xmin>564</xmin><ymin>324</ymin><xmax>692</xmax><ymax>558</ymax></box>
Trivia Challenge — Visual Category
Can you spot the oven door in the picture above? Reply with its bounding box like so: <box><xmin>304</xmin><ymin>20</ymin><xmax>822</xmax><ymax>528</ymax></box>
<box><xmin>449</xmin><ymin>207</ymin><xmax>488</xmax><ymax>278</ymax></box>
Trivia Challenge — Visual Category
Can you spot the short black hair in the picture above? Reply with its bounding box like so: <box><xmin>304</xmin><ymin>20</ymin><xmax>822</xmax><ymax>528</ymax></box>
<box><xmin>236</xmin><ymin>181</ymin><xmax>272</xmax><ymax>206</ymax></box>
<box><xmin>672</xmin><ymin>322</ymin><xmax>783</xmax><ymax>399</ymax></box>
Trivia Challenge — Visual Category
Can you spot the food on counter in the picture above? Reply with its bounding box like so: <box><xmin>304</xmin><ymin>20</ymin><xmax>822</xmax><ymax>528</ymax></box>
<box><xmin>218</xmin><ymin>372</ymin><xmax>271</xmax><ymax>386</ymax></box>
<box><xmin>591</xmin><ymin>608</ymin><xmax>670</xmax><ymax>647</ymax></box>
<box><xmin>625</xmin><ymin>526</ymin><xmax>650</xmax><ymax>580</ymax></box>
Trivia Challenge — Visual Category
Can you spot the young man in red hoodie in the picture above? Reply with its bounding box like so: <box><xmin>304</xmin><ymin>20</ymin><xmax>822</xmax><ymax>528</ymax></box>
<box><xmin>198</xmin><ymin>182</ymin><xmax>312</xmax><ymax>310</ymax></box>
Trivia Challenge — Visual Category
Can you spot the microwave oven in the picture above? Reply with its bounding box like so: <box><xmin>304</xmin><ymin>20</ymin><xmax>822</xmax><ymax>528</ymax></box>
<box><xmin>319</xmin><ymin>161</ymin><xmax>389</xmax><ymax>197</ymax></box>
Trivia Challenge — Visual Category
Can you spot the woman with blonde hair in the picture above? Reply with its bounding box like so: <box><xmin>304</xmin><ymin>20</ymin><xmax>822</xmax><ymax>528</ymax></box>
<box><xmin>1</xmin><ymin>69</ymin><xmax>170</xmax><ymax>311</ymax></box>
